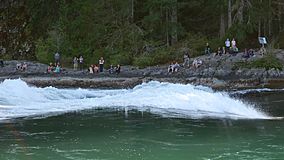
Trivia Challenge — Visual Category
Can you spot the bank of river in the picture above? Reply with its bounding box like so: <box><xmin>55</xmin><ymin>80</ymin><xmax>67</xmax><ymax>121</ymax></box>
<box><xmin>1</xmin><ymin>50</ymin><xmax>284</xmax><ymax>90</ymax></box>
<box><xmin>0</xmin><ymin>76</ymin><xmax>282</xmax><ymax>90</ymax></box>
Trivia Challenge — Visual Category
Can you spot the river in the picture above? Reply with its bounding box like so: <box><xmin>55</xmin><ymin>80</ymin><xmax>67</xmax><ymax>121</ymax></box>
<box><xmin>0</xmin><ymin>79</ymin><xmax>283</xmax><ymax>160</ymax></box>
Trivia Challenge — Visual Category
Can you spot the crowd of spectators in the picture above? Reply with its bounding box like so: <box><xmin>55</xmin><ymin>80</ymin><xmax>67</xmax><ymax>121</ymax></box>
<box><xmin>40</xmin><ymin>40</ymin><xmax>266</xmax><ymax>75</ymax></box>
<box><xmin>167</xmin><ymin>37</ymin><xmax>265</xmax><ymax>73</ymax></box>
<box><xmin>45</xmin><ymin>52</ymin><xmax>122</xmax><ymax>75</ymax></box>
<box><xmin>16</xmin><ymin>62</ymin><xmax>28</xmax><ymax>71</ymax></box>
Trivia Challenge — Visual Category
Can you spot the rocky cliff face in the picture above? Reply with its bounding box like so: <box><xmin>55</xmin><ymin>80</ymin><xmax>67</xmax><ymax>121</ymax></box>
<box><xmin>0</xmin><ymin>0</ymin><xmax>34</xmax><ymax>59</ymax></box>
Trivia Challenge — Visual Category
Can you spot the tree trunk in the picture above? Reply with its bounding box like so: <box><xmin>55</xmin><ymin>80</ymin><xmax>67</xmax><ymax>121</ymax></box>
<box><xmin>228</xmin><ymin>0</ymin><xmax>232</xmax><ymax>28</ymax></box>
<box><xmin>239</xmin><ymin>0</ymin><xmax>244</xmax><ymax>23</ymax></box>
<box><xmin>268</xmin><ymin>18</ymin><xmax>272</xmax><ymax>37</ymax></box>
<box><xmin>278</xmin><ymin>1</ymin><xmax>282</xmax><ymax>32</ymax></box>
<box><xmin>268</xmin><ymin>0</ymin><xmax>273</xmax><ymax>38</ymax></box>
<box><xmin>166</xmin><ymin>8</ymin><xmax>170</xmax><ymax>47</ymax></box>
<box><xmin>131</xmin><ymin>0</ymin><xmax>134</xmax><ymax>23</ymax></box>
<box><xmin>258</xmin><ymin>19</ymin><xmax>261</xmax><ymax>37</ymax></box>
<box><xmin>263</xmin><ymin>19</ymin><xmax>266</xmax><ymax>37</ymax></box>
<box><xmin>220</xmin><ymin>13</ymin><xmax>225</xmax><ymax>38</ymax></box>
<box><xmin>170</xmin><ymin>2</ymin><xmax>178</xmax><ymax>45</ymax></box>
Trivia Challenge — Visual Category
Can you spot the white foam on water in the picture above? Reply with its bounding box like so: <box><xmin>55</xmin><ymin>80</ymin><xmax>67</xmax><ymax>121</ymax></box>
<box><xmin>232</xmin><ymin>88</ymin><xmax>284</xmax><ymax>95</ymax></box>
<box><xmin>0</xmin><ymin>79</ymin><xmax>271</xmax><ymax>120</ymax></box>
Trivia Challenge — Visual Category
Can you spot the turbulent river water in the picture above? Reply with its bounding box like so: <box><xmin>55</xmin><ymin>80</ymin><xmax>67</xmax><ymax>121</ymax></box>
<box><xmin>0</xmin><ymin>79</ymin><xmax>283</xmax><ymax>160</ymax></box>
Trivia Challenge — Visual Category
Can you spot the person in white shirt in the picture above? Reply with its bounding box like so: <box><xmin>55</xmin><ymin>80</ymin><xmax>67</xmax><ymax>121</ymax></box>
<box><xmin>99</xmin><ymin>57</ymin><xmax>105</xmax><ymax>72</ymax></box>
<box><xmin>192</xmin><ymin>59</ymin><xmax>202</xmax><ymax>68</ymax></box>
<box><xmin>225</xmin><ymin>38</ymin><xmax>230</xmax><ymax>54</ymax></box>
<box><xmin>73</xmin><ymin>56</ymin><xmax>78</xmax><ymax>70</ymax></box>
<box><xmin>231</xmin><ymin>38</ymin><xmax>236</xmax><ymax>48</ymax></box>
<box><xmin>172</xmin><ymin>62</ymin><xmax>180</xmax><ymax>72</ymax></box>
<box><xmin>22</xmin><ymin>62</ymin><xmax>27</xmax><ymax>71</ymax></box>
<box><xmin>168</xmin><ymin>62</ymin><xmax>174</xmax><ymax>73</ymax></box>
<box><xmin>79</xmin><ymin>55</ymin><xmax>84</xmax><ymax>70</ymax></box>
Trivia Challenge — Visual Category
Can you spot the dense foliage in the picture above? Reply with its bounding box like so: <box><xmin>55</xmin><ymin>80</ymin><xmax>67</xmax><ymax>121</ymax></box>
<box><xmin>1</xmin><ymin>0</ymin><xmax>284</xmax><ymax>67</ymax></box>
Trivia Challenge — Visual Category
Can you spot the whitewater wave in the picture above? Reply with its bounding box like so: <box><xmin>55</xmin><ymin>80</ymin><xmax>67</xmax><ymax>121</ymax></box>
<box><xmin>0</xmin><ymin>79</ymin><xmax>270</xmax><ymax>120</ymax></box>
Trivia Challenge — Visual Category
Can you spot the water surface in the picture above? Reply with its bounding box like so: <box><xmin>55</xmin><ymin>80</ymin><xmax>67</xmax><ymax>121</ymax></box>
<box><xmin>0</xmin><ymin>80</ymin><xmax>283</xmax><ymax>160</ymax></box>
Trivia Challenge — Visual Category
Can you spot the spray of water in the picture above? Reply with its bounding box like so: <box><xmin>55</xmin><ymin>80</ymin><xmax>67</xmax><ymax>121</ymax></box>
<box><xmin>0</xmin><ymin>79</ymin><xmax>270</xmax><ymax>120</ymax></box>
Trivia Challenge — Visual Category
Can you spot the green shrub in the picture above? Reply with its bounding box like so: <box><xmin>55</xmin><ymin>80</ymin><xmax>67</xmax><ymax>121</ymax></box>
<box><xmin>133</xmin><ymin>47</ymin><xmax>179</xmax><ymax>68</ymax></box>
<box><xmin>251</xmin><ymin>55</ymin><xmax>283</xmax><ymax>70</ymax></box>
<box><xmin>235</xmin><ymin>54</ymin><xmax>283</xmax><ymax>71</ymax></box>
<box><xmin>35</xmin><ymin>39</ymin><xmax>54</xmax><ymax>64</ymax></box>
<box><xmin>60</xmin><ymin>55</ymin><xmax>73</xmax><ymax>68</ymax></box>
<box><xmin>0</xmin><ymin>54</ymin><xmax>13</xmax><ymax>60</ymax></box>
<box><xmin>152</xmin><ymin>48</ymin><xmax>176</xmax><ymax>64</ymax></box>
<box><xmin>133</xmin><ymin>56</ymin><xmax>154</xmax><ymax>68</ymax></box>
<box><xmin>180</xmin><ymin>33</ymin><xmax>208</xmax><ymax>57</ymax></box>
<box><xmin>109</xmin><ymin>52</ymin><xmax>133</xmax><ymax>66</ymax></box>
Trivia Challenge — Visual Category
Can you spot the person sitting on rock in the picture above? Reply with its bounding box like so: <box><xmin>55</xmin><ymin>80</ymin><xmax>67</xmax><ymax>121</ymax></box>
<box><xmin>21</xmin><ymin>62</ymin><xmax>27</xmax><ymax>71</ymax></box>
<box><xmin>168</xmin><ymin>62</ymin><xmax>174</xmax><ymax>73</ymax></box>
<box><xmin>89</xmin><ymin>65</ymin><xmax>94</xmax><ymax>74</ymax></box>
<box><xmin>229</xmin><ymin>47</ymin><xmax>239</xmax><ymax>56</ymax></box>
<box><xmin>197</xmin><ymin>59</ymin><xmax>203</xmax><ymax>67</ymax></box>
<box><xmin>242</xmin><ymin>49</ymin><xmax>250</xmax><ymax>59</ymax></box>
<box><xmin>172</xmin><ymin>62</ymin><xmax>180</xmax><ymax>72</ymax></box>
<box><xmin>16</xmin><ymin>63</ymin><xmax>22</xmax><ymax>71</ymax></box>
<box><xmin>214</xmin><ymin>47</ymin><xmax>222</xmax><ymax>57</ymax></box>
<box><xmin>232</xmin><ymin>46</ymin><xmax>239</xmax><ymax>55</ymax></box>
<box><xmin>259</xmin><ymin>46</ymin><xmax>266</xmax><ymax>56</ymax></box>
<box><xmin>47</xmin><ymin>62</ymin><xmax>54</xmax><ymax>73</ymax></box>
<box><xmin>93</xmin><ymin>65</ymin><xmax>99</xmax><ymax>73</ymax></box>
<box><xmin>248</xmin><ymin>49</ymin><xmax>255</xmax><ymax>57</ymax></box>
<box><xmin>54</xmin><ymin>64</ymin><xmax>61</xmax><ymax>73</ymax></box>
<box><xmin>108</xmin><ymin>65</ymin><xmax>114</xmax><ymax>74</ymax></box>
<box><xmin>192</xmin><ymin>59</ymin><xmax>198</xmax><ymax>68</ymax></box>
<box><xmin>192</xmin><ymin>59</ymin><xmax>202</xmax><ymax>68</ymax></box>
<box><xmin>115</xmin><ymin>64</ymin><xmax>121</xmax><ymax>74</ymax></box>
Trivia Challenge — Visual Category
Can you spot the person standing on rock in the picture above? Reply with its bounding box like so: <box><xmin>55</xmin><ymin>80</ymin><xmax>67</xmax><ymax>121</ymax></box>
<box><xmin>115</xmin><ymin>64</ymin><xmax>121</xmax><ymax>74</ymax></box>
<box><xmin>79</xmin><ymin>55</ymin><xmax>84</xmax><ymax>70</ymax></box>
<box><xmin>231</xmin><ymin>38</ymin><xmax>237</xmax><ymax>49</ymax></box>
<box><xmin>225</xmin><ymin>38</ymin><xmax>230</xmax><ymax>54</ymax></box>
<box><xmin>205</xmin><ymin>43</ymin><xmax>211</xmax><ymax>55</ymax></box>
<box><xmin>222</xmin><ymin>46</ymin><xmax>226</xmax><ymax>55</ymax></box>
<box><xmin>0</xmin><ymin>59</ymin><xmax>4</xmax><ymax>67</ymax></box>
<box><xmin>54</xmin><ymin>51</ymin><xmax>60</xmax><ymax>64</ymax></box>
<box><xmin>99</xmin><ymin>57</ymin><xmax>104</xmax><ymax>72</ymax></box>
<box><xmin>73</xmin><ymin>56</ymin><xmax>78</xmax><ymax>70</ymax></box>
<box><xmin>183</xmin><ymin>52</ymin><xmax>190</xmax><ymax>67</ymax></box>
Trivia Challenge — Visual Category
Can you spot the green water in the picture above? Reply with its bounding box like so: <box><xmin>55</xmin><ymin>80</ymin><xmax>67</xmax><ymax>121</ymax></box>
<box><xmin>0</xmin><ymin>92</ymin><xmax>284</xmax><ymax>160</ymax></box>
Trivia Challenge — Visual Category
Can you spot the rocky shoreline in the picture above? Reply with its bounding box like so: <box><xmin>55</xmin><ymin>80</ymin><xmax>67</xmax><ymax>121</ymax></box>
<box><xmin>1</xmin><ymin>50</ymin><xmax>284</xmax><ymax>90</ymax></box>
<box><xmin>5</xmin><ymin>76</ymin><xmax>281</xmax><ymax>90</ymax></box>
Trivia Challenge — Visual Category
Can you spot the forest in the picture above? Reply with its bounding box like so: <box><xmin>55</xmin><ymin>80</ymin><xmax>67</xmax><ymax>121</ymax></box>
<box><xmin>1</xmin><ymin>0</ymin><xmax>284</xmax><ymax>67</ymax></box>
